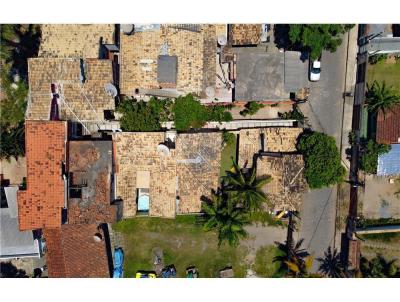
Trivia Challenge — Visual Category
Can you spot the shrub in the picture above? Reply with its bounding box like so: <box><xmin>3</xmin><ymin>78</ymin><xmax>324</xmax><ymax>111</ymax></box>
<box><xmin>117</xmin><ymin>97</ymin><xmax>169</xmax><ymax>131</ymax></box>
<box><xmin>206</xmin><ymin>104</ymin><xmax>233</xmax><ymax>123</ymax></box>
<box><xmin>172</xmin><ymin>94</ymin><xmax>208</xmax><ymax>131</ymax></box>
<box><xmin>360</xmin><ymin>140</ymin><xmax>391</xmax><ymax>174</ymax></box>
<box><xmin>297</xmin><ymin>131</ymin><xmax>346</xmax><ymax>189</ymax></box>
<box><xmin>240</xmin><ymin>102</ymin><xmax>264</xmax><ymax>116</ymax></box>
<box><xmin>278</xmin><ymin>106</ymin><xmax>306</xmax><ymax>121</ymax></box>
<box><xmin>222</xmin><ymin>131</ymin><xmax>236</xmax><ymax>147</ymax></box>
<box><xmin>368</xmin><ymin>54</ymin><xmax>388</xmax><ymax>65</ymax></box>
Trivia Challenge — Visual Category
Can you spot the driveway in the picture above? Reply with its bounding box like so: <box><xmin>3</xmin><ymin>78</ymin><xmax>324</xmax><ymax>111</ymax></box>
<box><xmin>298</xmin><ymin>32</ymin><xmax>350</xmax><ymax>271</ymax></box>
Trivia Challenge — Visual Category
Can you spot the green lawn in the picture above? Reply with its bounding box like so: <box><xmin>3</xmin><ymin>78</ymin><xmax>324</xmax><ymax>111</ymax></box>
<box><xmin>359</xmin><ymin>232</ymin><xmax>400</xmax><ymax>243</ymax></box>
<box><xmin>112</xmin><ymin>215</ymin><xmax>248</xmax><ymax>278</ymax></box>
<box><xmin>367</xmin><ymin>60</ymin><xmax>400</xmax><ymax>91</ymax></box>
<box><xmin>220</xmin><ymin>136</ymin><xmax>237</xmax><ymax>177</ymax></box>
<box><xmin>253</xmin><ymin>245</ymin><xmax>285</xmax><ymax>277</ymax></box>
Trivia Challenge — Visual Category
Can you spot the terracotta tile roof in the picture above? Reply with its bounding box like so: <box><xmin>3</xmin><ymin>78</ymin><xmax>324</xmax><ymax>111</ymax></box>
<box><xmin>44</xmin><ymin>224</ymin><xmax>111</xmax><ymax>278</ymax></box>
<box><xmin>113</xmin><ymin>131</ymin><xmax>221</xmax><ymax>218</ymax></box>
<box><xmin>256</xmin><ymin>154</ymin><xmax>307</xmax><ymax>211</ymax></box>
<box><xmin>67</xmin><ymin>140</ymin><xmax>117</xmax><ymax>224</ymax></box>
<box><xmin>120</xmin><ymin>24</ymin><xmax>216</xmax><ymax>97</ymax></box>
<box><xmin>228</xmin><ymin>24</ymin><xmax>262</xmax><ymax>46</ymax></box>
<box><xmin>376</xmin><ymin>105</ymin><xmax>400</xmax><ymax>144</ymax></box>
<box><xmin>238</xmin><ymin>127</ymin><xmax>303</xmax><ymax>167</ymax></box>
<box><xmin>27</xmin><ymin>58</ymin><xmax>115</xmax><ymax>121</ymax></box>
<box><xmin>17</xmin><ymin>121</ymin><xmax>67</xmax><ymax>231</ymax></box>
<box><xmin>39</xmin><ymin>24</ymin><xmax>115</xmax><ymax>59</ymax></box>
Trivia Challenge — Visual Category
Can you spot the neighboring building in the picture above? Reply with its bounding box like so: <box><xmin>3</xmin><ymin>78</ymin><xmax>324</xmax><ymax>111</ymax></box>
<box><xmin>43</xmin><ymin>224</ymin><xmax>112</xmax><ymax>278</ymax></box>
<box><xmin>1</xmin><ymin>186</ymin><xmax>40</xmax><ymax>260</ymax></box>
<box><xmin>234</xmin><ymin>50</ymin><xmax>308</xmax><ymax>101</ymax></box>
<box><xmin>228</xmin><ymin>24</ymin><xmax>262</xmax><ymax>46</ymax></box>
<box><xmin>376</xmin><ymin>104</ymin><xmax>400</xmax><ymax>145</ymax></box>
<box><xmin>39</xmin><ymin>24</ymin><xmax>115</xmax><ymax>59</ymax></box>
<box><xmin>119</xmin><ymin>24</ymin><xmax>217</xmax><ymax>98</ymax></box>
<box><xmin>17</xmin><ymin>121</ymin><xmax>67</xmax><ymax>231</ymax></box>
<box><xmin>238</xmin><ymin>127</ymin><xmax>307</xmax><ymax>211</ymax></box>
<box><xmin>365</xmin><ymin>24</ymin><xmax>400</xmax><ymax>54</ymax></box>
<box><xmin>67</xmin><ymin>139</ymin><xmax>119</xmax><ymax>224</ymax></box>
<box><xmin>113</xmin><ymin>131</ymin><xmax>221</xmax><ymax>218</ymax></box>
<box><xmin>377</xmin><ymin>144</ymin><xmax>400</xmax><ymax>176</ymax></box>
<box><xmin>27</xmin><ymin>58</ymin><xmax>116</xmax><ymax>125</ymax></box>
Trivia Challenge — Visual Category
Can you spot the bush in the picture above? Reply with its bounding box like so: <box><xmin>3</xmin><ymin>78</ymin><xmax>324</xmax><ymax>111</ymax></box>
<box><xmin>360</xmin><ymin>140</ymin><xmax>391</xmax><ymax>174</ymax></box>
<box><xmin>222</xmin><ymin>131</ymin><xmax>236</xmax><ymax>147</ymax></box>
<box><xmin>0</xmin><ymin>122</ymin><xmax>25</xmax><ymax>161</ymax></box>
<box><xmin>297</xmin><ymin>131</ymin><xmax>346</xmax><ymax>189</ymax></box>
<box><xmin>368</xmin><ymin>54</ymin><xmax>388</xmax><ymax>65</ymax></box>
<box><xmin>117</xmin><ymin>97</ymin><xmax>171</xmax><ymax>131</ymax></box>
<box><xmin>206</xmin><ymin>104</ymin><xmax>233</xmax><ymax>123</ymax></box>
<box><xmin>173</xmin><ymin>94</ymin><xmax>208</xmax><ymax>131</ymax></box>
<box><xmin>278</xmin><ymin>106</ymin><xmax>306</xmax><ymax>121</ymax></box>
<box><xmin>240</xmin><ymin>102</ymin><xmax>264</xmax><ymax>116</ymax></box>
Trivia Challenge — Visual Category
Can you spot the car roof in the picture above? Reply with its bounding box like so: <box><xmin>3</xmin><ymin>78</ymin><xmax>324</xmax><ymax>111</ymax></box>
<box><xmin>313</xmin><ymin>61</ymin><xmax>321</xmax><ymax>68</ymax></box>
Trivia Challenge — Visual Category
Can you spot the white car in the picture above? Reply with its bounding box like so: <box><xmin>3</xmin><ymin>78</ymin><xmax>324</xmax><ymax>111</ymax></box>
<box><xmin>309</xmin><ymin>60</ymin><xmax>321</xmax><ymax>82</ymax></box>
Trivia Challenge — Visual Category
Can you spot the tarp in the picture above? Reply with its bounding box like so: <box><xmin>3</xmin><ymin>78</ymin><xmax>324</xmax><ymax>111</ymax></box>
<box><xmin>377</xmin><ymin>144</ymin><xmax>400</xmax><ymax>176</ymax></box>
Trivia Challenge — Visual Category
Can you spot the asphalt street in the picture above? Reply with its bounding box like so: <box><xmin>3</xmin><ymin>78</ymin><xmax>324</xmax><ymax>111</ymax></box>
<box><xmin>297</xmin><ymin>33</ymin><xmax>349</xmax><ymax>271</ymax></box>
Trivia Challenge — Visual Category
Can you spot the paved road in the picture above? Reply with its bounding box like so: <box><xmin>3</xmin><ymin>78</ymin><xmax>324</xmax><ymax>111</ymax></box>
<box><xmin>298</xmin><ymin>33</ymin><xmax>349</xmax><ymax>271</ymax></box>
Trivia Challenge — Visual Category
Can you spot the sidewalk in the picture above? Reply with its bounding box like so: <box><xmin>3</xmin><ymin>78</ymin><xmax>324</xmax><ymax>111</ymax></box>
<box><xmin>340</xmin><ymin>26</ymin><xmax>359</xmax><ymax>171</ymax></box>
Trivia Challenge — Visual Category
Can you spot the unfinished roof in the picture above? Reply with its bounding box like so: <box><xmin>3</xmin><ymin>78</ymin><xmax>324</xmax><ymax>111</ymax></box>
<box><xmin>39</xmin><ymin>24</ymin><xmax>115</xmax><ymax>58</ymax></box>
<box><xmin>113</xmin><ymin>131</ymin><xmax>221</xmax><ymax>218</ymax></box>
<box><xmin>228</xmin><ymin>24</ymin><xmax>262</xmax><ymax>46</ymax></box>
<box><xmin>256</xmin><ymin>155</ymin><xmax>307</xmax><ymax>211</ymax></box>
<box><xmin>27</xmin><ymin>58</ymin><xmax>115</xmax><ymax>121</ymax></box>
<box><xmin>238</xmin><ymin>127</ymin><xmax>303</xmax><ymax>167</ymax></box>
<box><xmin>1</xmin><ymin>187</ymin><xmax>40</xmax><ymax>259</ymax></box>
<box><xmin>120</xmin><ymin>24</ymin><xmax>216</xmax><ymax>97</ymax></box>
<box><xmin>17</xmin><ymin>121</ymin><xmax>66</xmax><ymax>231</ymax></box>
<box><xmin>67</xmin><ymin>140</ymin><xmax>117</xmax><ymax>224</ymax></box>
<box><xmin>44</xmin><ymin>224</ymin><xmax>111</xmax><ymax>278</ymax></box>
<box><xmin>235</xmin><ymin>50</ymin><xmax>286</xmax><ymax>101</ymax></box>
<box><xmin>376</xmin><ymin>105</ymin><xmax>400</xmax><ymax>144</ymax></box>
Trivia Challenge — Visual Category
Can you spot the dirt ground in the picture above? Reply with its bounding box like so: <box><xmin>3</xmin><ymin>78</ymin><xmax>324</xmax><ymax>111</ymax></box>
<box><xmin>0</xmin><ymin>157</ymin><xmax>26</xmax><ymax>185</ymax></box>
<box><xmin>361</xmin><ymin>175</ymin><xmax>400</xmax><ymax>219</ymax></box>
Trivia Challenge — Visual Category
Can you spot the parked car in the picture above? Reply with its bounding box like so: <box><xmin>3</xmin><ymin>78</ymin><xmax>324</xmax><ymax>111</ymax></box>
<box><xmin>309</xmin><ymin>59</ymin><xmax>321</xmax><ymax>81</ymax></box>
<box><xmin>135</xmin><ymin>271</ymin><xmax>157</xmax><ymax>278</ymax></box>
<box><xmin>113</xmin><ymin>247</ymin><xmax>124</xmax><ymax>278</ymax></box>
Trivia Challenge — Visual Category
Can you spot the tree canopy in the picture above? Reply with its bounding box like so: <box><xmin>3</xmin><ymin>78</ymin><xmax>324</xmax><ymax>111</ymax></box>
<box><xmin>288</xmin><ymin>24</ymin><xmax>352</xmax><ymax>60</ymax></box>
<box><xmin>297</xmin><ymin>131</ymin><xmax>345</xmax><ymax>189</ymax></box>
<box><xmin>366</xmin><ymin>80</ymin><xmax>400</xmax><ymax>116</ymax></box>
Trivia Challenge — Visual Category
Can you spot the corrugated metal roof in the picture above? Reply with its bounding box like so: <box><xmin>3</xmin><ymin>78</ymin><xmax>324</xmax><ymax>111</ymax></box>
<box><xmin>377</xmin><ymin>144</ymin><xmax>400</xmax><ymax>176</ymax></box>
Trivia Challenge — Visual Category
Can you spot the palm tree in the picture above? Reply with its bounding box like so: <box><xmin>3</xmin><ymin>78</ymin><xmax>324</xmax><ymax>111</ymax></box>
<box><xmin>360</xmin><ymin>254</ymin><xmax>399</xmax><ymax>278</ymax></box>
<box><xmin>285</xmin><ymin>255</ymin><xmax>315</xmax><ymax>277</ymax></box>
<box><xmin>222</xmin><ymin>160</ymin><xmax>271</xmax><ymax>212</ymax></box>
<box><xmin>202</xmin><ymin>192</ymin><xmax>249</xmax><ymax>247</ymax></box>
<box><xmin>316</xmin><ymin>247</ymin><xmax>346</xmax><ymax>278</ymax></box>
<box><xmin>274</xmin><ymin>238</ymin><xmax>310</xmax><ymax>275</ymax></box>
<box><xmin>366</xmin><ymin>80</ymin><xmax>400</xmax><ymax>116</ymax></box>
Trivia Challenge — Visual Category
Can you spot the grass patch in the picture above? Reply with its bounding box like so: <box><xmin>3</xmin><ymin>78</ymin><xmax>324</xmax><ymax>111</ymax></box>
<box><xmin>220</xmin><ymin>136</ymin><xmax>237</xmax><ymax>177</ymax></box>
<box><xmin>249</xmin><ymin>211</ymin><xmax>285</xmax><ymax>228</ymax></box>
<box><xmin>367</xmin><ymin>61</ymin><xmax>400</xmax><ymax>91</ymax></box>
<box><xmin>253</xmin><ymin>245</ymin><xmax>285</xmax><ymax>277</ymax></box>
<box><xmin>359</xmin><ymin>232</ymin><xmax>400</xmax><ymax>243</ymax></box>
<box><xmin>112</xmin><ymin>215</ymin><xmax>248</xmax><ymax>278</ymax></box>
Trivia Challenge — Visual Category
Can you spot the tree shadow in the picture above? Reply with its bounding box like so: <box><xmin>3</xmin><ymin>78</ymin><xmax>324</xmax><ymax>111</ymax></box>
<box><xmin>0</xmin><ymin>262</ymin><xmax>28</xmax><ymax>278</ymax></box>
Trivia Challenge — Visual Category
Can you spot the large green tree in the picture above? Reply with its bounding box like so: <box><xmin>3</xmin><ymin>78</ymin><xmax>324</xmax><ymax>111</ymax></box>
<box><xmin>202</xmin><ymin>192</ymin><xmax>249</xmax><ymax>247</ymax></box>
<box><xmin>297</xmin><ymin>131</ymin><xmax>345</xmax><ymax>189</ymax></box>
<box><xmin>288</xmin><ymin>24</ymin><xmax>352</xmax><ymax>60</ymax></box>
<box><xmin>366</xmin><ymin>80</ymin><xmax>400</xmax><ymax>116</ymax></box>
<box><xmin>223</xmin><ymin>160</ymin><xmax>271</xmax><ymax>212</ymax></box>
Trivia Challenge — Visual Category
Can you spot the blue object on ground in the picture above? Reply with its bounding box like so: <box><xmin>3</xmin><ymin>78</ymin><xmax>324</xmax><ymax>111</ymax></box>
<box><xmin>113</xmin><ymin>247</ymin><xmax>124</xmax><ymax>278</ymax></box>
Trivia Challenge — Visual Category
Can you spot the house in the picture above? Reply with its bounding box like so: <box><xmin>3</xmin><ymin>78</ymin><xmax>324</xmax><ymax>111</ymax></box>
<box><xmin>228</xmin><ymin>24</ymin><xmax>262</xmax><ymax>46</ymax></box>
<box><xmin>39</xmin><ymin>24</ymin><xmax>115</xmax><ymax>59</ymax></box>
<box><xmin>119</xmin><ymin>24</ymin><xmax>217</xmax><ymax>99</ymax></box>
<box><xmin>234</xmin><ymin>49</ymin><xmax>308</xmax><ymax>101</ymax></box>
<box><xmin>27</xmin><ymin>58</ymin><xmax>116</xmax><ymax>127</ymax></box>
<box><xmin>113</xmin><ymin>131</ymin><xmax>221</xmax><ymax>218</ymax></box>
<box><xmin>43</xmin><ymin>224</ymin><xmax>112</xmax><ymax>278</ymax></box>
<box><xmin>17</xmin><ymin>121</ymin><xmax>67</xmax><ymax>231</ymax></box>
<box><xmin>376</xmin><ymin>104</ymin><xmax>400</xmax><ymax>145</ymax></box>
<box><xmin>365</xmin><ymin>24</ymin><xmax>400</xmax><ymax>54</ymax></box>
<box><xmin>67</xmin><ymin>139</ymin><xmax>120</xmax><ymax>224</ymax></box>
<box><xmin>1</xmin><ymin>186</ymin><xmax>41</xmax><ymax>259</ymax></box>
<box><xmin>238</xmin><ymin>127</ymin><xmax>307</xmax><ymax>211</ymax></box>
